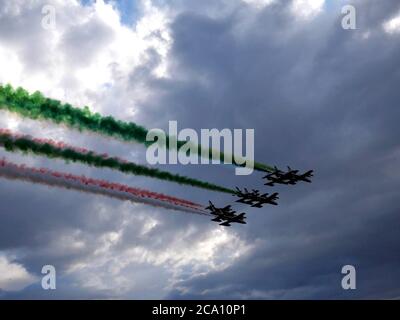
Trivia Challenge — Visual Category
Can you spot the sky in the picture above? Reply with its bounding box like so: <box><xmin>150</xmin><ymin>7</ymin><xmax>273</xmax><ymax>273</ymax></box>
<box><xmin>0</xmin><ymin>0</ymin><xmax>399</xmax><ymax>299</ymax></box>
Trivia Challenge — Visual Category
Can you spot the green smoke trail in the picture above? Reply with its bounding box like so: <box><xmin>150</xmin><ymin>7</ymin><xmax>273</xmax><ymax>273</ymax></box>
<box><xmin>0</xmin><ymin>84</ymin><xmax>149</xmax><ymax>145</ymax></box>
<box><xmin>0</xmin><ymin>131</ymin><xmax>235</xmax><ymax>194</ymax></box>
<box><xmin>0</xmin><ymin>84</ymin><xmax>273</xmax><ymax>172</ymax></box>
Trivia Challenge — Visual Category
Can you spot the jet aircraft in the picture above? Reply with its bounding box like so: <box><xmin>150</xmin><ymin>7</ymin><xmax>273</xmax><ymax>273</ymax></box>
<box><xmin>206</xmin><ymin>201</ymin><xmax>247</xmax><ymax>226</ymax></box>
<box><xmin>234</xmin><ymin>187</ymin><xmax>279</xmax><ymax>208</ymax></box>
<box><xmin>263</xmin><ymin>166</ymin><xmax>313</xmax><ymax>186</ymax></box>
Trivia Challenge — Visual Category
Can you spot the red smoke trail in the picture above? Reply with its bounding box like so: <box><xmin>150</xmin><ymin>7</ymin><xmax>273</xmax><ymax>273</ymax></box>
<box><xmin>0</xmin><ymin>158</ymin><xmax>208</xmax><ymax>215</ymax></box>
<box><xmin>0</xmin><ymin>129</ymin><xmax>197</xmax><ymax>208</ymax></box>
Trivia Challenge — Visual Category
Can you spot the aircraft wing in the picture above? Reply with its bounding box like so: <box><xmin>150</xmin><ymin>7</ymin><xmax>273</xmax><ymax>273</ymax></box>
<box><xmin>236</xmin><ymin>196</ymin><xmax>255</xmax><ymax>205</ymax></box>
<box><xmin>250</xmin><ymin>201</ymin><xmax>263</xmax><ymax>208</ymax></box>
<box><xmin>219</xmin><ymin>221</ymin><xmax>231</xmax><ymax>227</ymax></box>
<box><xmin>231</xmin><ymin>214</ymin><xmax>247</xmax><ymax>223</ymax></box>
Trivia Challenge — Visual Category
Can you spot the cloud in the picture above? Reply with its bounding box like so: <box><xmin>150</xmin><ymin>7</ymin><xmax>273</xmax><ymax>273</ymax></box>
<box><xmin>1</xmin><ymin>0</ymin><xmax>400</xmax><ymax>299</ymax></box>
<box><xmin>137</xmin><ymin>0</ymin><xmax>400</xmax><ymax>299</ymax></box>
<box><xmin>0</xmin><ymin>255</ymin><xmax>37</xmax><ymax>291</ymax></box>
<box><xmin>290</xmin><ymin>0</ymin><xmax>325</xmax><ymax>19</ymax></box>
<box><xmin>0</xmin><ymin>0</ymin><xmax>171</xmax><ymax>114</ymax></box>
<box><xmin>64</xmin><ymin>224</ymin><xmax>253</xmax><ymax>298</ymax></box>
<box><xmin>242</xmin><ymin>0</ymin><xmax>275</xmax><ymax>10</ymax></box>
<box><xmin>383</xmin><ymin>11</ymin><xmax>400</xmax><ymax>34</ymax></box>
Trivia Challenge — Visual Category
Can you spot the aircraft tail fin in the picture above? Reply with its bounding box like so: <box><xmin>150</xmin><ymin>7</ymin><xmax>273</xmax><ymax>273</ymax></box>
<box><xmin>205</xmin><ymin>201</ymin><xmax>214</xmax><ymax>210</ymax></box>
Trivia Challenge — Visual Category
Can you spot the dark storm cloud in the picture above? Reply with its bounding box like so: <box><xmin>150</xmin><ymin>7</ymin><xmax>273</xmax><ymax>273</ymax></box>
<box><xmin>128</xmin><ymin>0</ymin><xmax>400</xmax><ymax>298</ymax></box>
<box><xmin>1</xmin><ymin>0</ymin><xmax>400</xmax><ymax>299</ymax></box>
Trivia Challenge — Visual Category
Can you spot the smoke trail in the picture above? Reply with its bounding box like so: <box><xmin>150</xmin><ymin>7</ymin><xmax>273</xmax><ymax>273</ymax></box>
<box><xmin>0</xmin><ymin>128</ymin><xmax>235</xmax><ymax>194</ymax></box>
<box><xmin>0</xmin><ymin>84</ymin><xmax>273</xmax><ymax>172</ymax></box>
<box><xmin>0</xmin><ymin>158</ymin><xmax>209</xmax><ymax>215</ymax></box>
